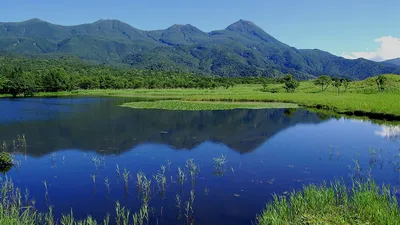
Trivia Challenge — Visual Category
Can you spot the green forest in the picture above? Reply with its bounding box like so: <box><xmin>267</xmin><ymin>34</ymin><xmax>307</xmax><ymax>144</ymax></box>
<box><xmin>0</xmin><ymin>55</ymin><xmax>278</xmax><ymax>97</ymax></box>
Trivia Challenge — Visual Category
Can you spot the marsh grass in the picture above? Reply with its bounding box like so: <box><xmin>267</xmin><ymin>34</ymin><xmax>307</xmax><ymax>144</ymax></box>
<box><xmin>104</xmin><ymin>177</ymin><xmax>111</xmax><ymax>194</ymax></box>
<box><xmin>153</xmin><ymin>165</ymin><xmax>167</xmax><ymax>198</ymax></box>
<box><xmin>121</xmin><ymin>100</ymin><xmax>297</xmax><ymax>111</ymax></box>
<box><xmin>0</xmin><ymin>176</ymin><xmax>157</xmax><ymax>225</ymax></box>
<box><xmin>116</xmin><ymin>164</ymin><xmax>121</xmax><ymax>179</ymax></box>
<box><xmin>185</xmin><ymin>159</ymin><xmax>200</xmax><ymax>187</ymax></box>
<box><xmin>257</xmin><ymin>180</ymin><xmax>400</xmax><ymax>225</ymax></box>
<box><xmin>184</xmin><ymin>189</ymin><xmax>196</xmax><ymax>225</ymax></box>
<box><xmin>184</xmin><ymin>201</ymin><xmax>190</xmax><ymax>224</ymax></box>
<box><xmin>230</xmin><ymin>167</ymin><xmax>235</xmax><ymax>176</ymax></box>
<box><xmin>42</xmin><ymin>180</ymin><xmax>50</xmax><ymax>206</ymax></box>
<box><xmin>16</xmin><ymin>134</ymin><xmax>27</xmax><ymax>148</ymax></box>
<box><xmin>0</xmin><ymin>177</ymin><xmax>112</xmax><ymax>225</ymax></box>
<box><xmin>123</xmin><ymin>169</ymin><xmax>130</xmax><ymax>195</ymax></box>
<box><xmin>213</xmin><ymin>154</ymin><xmax>228</xmax><ymax>176</ymax></box>
<box><xmin>166</xmin><ymin>160</ymin><xmax>172</xmax><ymax>171</ymax></box>
<box><xmin>177</xmin><ymin>167</ymin><xmax>187</xmax><ymax>188</ymax></box>
<box><xmin>139</xmin><ymin>175</ymin><xmax>152</xmax><ymax>206</ymax></box>
<box><xmin>369</xmin><ymin>147</ymin><xmax>378</xmax><ymax>166</ymax></box>
<box><xmin>92</xmin><ymin>157</ymin><xmax>101</xmax><ymax>170</ymax></box>
<box><xmin>90</xmin><ymin>174</ymin><xmax>97</xmax><ymax>194</ymax></box>
<box><xmin>175</xmin><ymin>194</ymin><xmax>182</xmax><ymax>220</ymax></box>
<box><xmin>2</xmin><ymin>150</ymin><xmax>400</xmax><ymax>225</ymax></box>
<box><xmin>115</xmin><ymin>201</ymin><xmax>132</xmax><ymax>225</ymax></box>
<box><xmin>204</xmin><ymin>187</ymin><xmax>209</xmax><ymax>196</ymax></box>
<box><xmin>348</xmin><ymin>159</ymin><xmax>372</xmax><ymax>182</ymax></box>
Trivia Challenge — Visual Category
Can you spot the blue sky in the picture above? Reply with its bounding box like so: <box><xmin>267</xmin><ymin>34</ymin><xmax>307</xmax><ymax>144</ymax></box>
<box><xmin>2</xmin><ymin>0</ymin><xmax>400</xmax><ymax>60</ymax></box>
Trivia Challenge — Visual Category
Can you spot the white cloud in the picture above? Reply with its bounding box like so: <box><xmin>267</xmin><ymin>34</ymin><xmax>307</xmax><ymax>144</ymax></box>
<box><xmin>341</xmin><ymin>36</ymin><xmax>400</xmax><ymax>62</ymax></box>
<box><xmin>375</xmin><ymin>125</ymin><xmax>400</xmax><ymax>141</ymax></box>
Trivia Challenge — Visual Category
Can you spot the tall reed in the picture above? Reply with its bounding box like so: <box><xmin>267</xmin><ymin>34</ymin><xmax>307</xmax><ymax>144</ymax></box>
<box><xmin>90</xmin><ymin>174</ymin><xmax>96</xmax><ymax>193</ymax></box>
<box><xmin>123</xmin><ymin>169</ymin><xmax>130</xmax><ymax>195</ymax></box>
<box><xmin>185</xmin><ymin>159</ymin><xmax>200</xmax><ymax>187</ymax></box>
<box><xmin>213</xmin><ymin>154</ymin><xmax>228</xmax><ymax>176</ymax></box>
<box><xmin>104</xmin><ymin>177</ymin><xmax>111</xmax><ymax>194</ymax></box>
<box><xmin>177</xmin><ymin>167</ymin><xmax>187</xmax><ymax>187</ymax></box>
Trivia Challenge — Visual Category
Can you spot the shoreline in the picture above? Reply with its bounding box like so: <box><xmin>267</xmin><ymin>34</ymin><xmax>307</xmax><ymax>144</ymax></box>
<box><xmin>1</xmin><ymin>85</ymin><xmax>400</xmax><ymax>121</ymax></box>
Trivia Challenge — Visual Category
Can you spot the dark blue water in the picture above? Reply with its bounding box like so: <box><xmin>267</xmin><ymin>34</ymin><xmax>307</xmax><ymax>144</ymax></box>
<box><xmin>1</xmin><ymin>97</ymin><xmax>399</xmax><ymax>225</ymax></box>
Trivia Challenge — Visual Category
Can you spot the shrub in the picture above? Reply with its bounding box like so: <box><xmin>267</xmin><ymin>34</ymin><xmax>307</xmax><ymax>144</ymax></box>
<box><xmin>0</xmin><ymin>152</ymin><xmax>13</xmax><ymax>173</ymax></box>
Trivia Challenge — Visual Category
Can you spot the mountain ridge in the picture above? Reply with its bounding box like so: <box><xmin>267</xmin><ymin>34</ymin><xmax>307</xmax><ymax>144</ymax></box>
<box><xmin>1</xmin><ymin>18</ymin><xmax>399</xmax><ymax>79</ymax></box>
<box><xmin>383</xmin><ymin>58</ymin><xmax>400</xmax><ymax>66</ymax></box>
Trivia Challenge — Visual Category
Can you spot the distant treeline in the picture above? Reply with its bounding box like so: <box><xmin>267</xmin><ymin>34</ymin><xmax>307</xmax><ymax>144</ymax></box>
<box><xmin>0</xmin><ymin>56</ymin><xmax>286</xmax><ymax>97</ymax></box>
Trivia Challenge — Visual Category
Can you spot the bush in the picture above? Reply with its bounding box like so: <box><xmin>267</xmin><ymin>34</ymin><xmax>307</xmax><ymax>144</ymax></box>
<box><xmin>283</xmin><ymin>74</ymin><xmax>300</xmax><ymax>92</ymax></box>
<box><xmin>0</xmin><ymin>152</ymin><xmax>13</xmax><ymax>173</ymax></box>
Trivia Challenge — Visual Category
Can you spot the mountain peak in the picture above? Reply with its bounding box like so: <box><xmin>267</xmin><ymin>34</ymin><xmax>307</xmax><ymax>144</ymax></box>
<box><xmin>167</xmin><ymin>24</ymin><xmax>203</xmax><ymax>33</ymax></box>
<box><xmin>92</xmin><ymin>19</ymin><xmax>141</xmax><ymax>31</ymax></box>
<box><xmin>23</xmin><ymin>18</ymin><xmax>45</xmax><ymax>23</ymax></box>
<box><xmin>168</xmin><ymin>24</ymin><xmax>192</xmax><ymax>29</ymax></box>
<box><xmin>226</xmin><ymin>19</ymin><xmax>260</xmax><ymax>31</ymax></box>
<box><xmin>223</xmin><ymin>19</ymin><xmax>281</xmax><ymax>44</ymax></box>
<box><xmin>94</xmin><ymin>19</ymin><xmax>123</xmax><ymax>24</ymax></box>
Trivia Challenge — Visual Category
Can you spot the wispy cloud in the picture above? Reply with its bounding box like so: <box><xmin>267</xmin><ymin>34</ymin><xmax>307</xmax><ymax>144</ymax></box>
<box><xmin>341</xmin><ymin>36</ymin><xmax>400</xmax><ymax>62</ymax></box>
<box><xmin>375</xmin><ymin>125</ymin><xmax>400</xmax><ymax>141</ymax></box>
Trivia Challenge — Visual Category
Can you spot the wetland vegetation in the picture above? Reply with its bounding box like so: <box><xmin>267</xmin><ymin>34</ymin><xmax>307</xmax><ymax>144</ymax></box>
<box><xmin>34</xmin><ymin>74</ymin><xmax>400</xmax><ymax>118</ymax></box>
<box><xmin>120</xmin><ymin>100</ymin><xmax>297</xmax><ymax>111</ymax></box>
<box><xmin>1</xmin><ymin>149</ymin><xmax>400</xmax><ymax>224</ymax></box>
<box><xmin>1</xmin><ymin>56</ymin><xmax>399</xmax><ymax>118</ymax></box>
<box><xmin>257</xmin><ymin>180</ymin><xmax>400</xmax><ymax>224</ymax></box>
<box><xmin>1</xmin><ymin>56</ymin><xmax>400</xmax><ymax>224</ymax></box>
<box><xmin>1</xmin><ymin>99</ymin><xmax>400</xmax><ymax>224</ymax></box>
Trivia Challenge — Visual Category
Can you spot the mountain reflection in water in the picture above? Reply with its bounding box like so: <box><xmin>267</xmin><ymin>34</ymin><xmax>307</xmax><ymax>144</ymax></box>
<box><xmin>0</xmin><ymin>97</ymin><xmax>325</xmax><ymax>156</ymax></box>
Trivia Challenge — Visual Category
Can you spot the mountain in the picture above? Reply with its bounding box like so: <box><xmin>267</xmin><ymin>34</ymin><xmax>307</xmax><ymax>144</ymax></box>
<box><xmin>1</xmin><ymin>18</ymin><xmax>399</xmax><ymax>79</ymax></box>
<box><xmin>0</xmin><ymin>100</ymin><xmax>325</xmax><ymax>156</ymax></box>
<box><xmin>383</xmin><ymin>58</ymin><xmax>400</xmax><ymax>66</ymax></box>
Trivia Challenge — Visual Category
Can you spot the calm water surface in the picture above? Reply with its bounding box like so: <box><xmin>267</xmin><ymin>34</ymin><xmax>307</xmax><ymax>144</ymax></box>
<box><xmin>1</xmin><ymin>97</ymin><xmax>399</xmax><ymax>225</ymax></box>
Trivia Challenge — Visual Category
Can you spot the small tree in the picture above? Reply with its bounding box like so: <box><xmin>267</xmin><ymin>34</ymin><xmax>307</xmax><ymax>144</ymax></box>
<box><xmin>261</xmin><ymin>79</ymin><xmax>269</xmax><ymax>92</ymax></box>
<box><xmin>332</xmin><ymin>77</ymin><xmax>342</xmax><ymax>94</ymax></box>
<box><xmin>283</xmin><ymin>74</ymin><xmax>300</xmax><ymax>93</ymax></box>
<box><xmin>0</xmin><ymin>74</ymin><xmax>5</xmax><ymax>90</ymax></box>
<box><xmin>341</xmin><ymin>78</ymin><xmax>350</xmax><ymax>92</ymax></box>
<box><xmin>313</xmin><ymin>75</ymin><xmax>331</xmax><ymax>91</ymax></box>
<box><xmin>376</xmin><ymin>75</ymin><xmax>387</xmax><ymax>92</ymax></box>
<box><xmin>223</xmin><ymin>81</ymin><xmax>233</xmax><ymax>89</ymax></box>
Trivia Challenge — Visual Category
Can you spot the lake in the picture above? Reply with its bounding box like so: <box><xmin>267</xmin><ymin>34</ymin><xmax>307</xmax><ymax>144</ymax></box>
<box><xmin>1</xmin><ymin>97</ymin><xmax>400</xmax><ymax>225</ymax></box>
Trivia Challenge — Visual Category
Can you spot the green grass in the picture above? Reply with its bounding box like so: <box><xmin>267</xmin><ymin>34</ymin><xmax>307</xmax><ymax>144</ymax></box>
<box><xmin>0</xmin><ymin>177</ymin><xmax>140</xmax><ymax>225</ymax></box>
<box><xmin>14</xmin><ymin>74</ymin><xmax>400</xmax><ymax>117</ymax></box>
<box><xmin>257</xmin><ymin>180</ymin><xmax>400</xmax><ymax>225</ymax></box>
<box><xmin>2</xmin><ymin>175</ymin><xmax>399</xmax><ymax>225</ymax></box>
<box><xmin>121</xmin><ymin>100</ymin><xmax>298</xmax><ymax>111</ymax></box>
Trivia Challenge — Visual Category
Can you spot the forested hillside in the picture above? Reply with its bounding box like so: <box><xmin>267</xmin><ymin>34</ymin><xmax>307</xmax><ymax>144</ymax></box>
<box><xmin>0</xmin><ymin>55</ymin><xmax>272</xmax><ymax>97</ymax></box>
<box><xmin>1</xmin><ymin>19</ymin><xmax>399</xmax><ymax>79</ymax></box>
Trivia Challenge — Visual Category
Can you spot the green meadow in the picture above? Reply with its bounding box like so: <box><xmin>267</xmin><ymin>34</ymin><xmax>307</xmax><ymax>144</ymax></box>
<box><xmin>121</xmin><ymin>100</ymin><xmax>297</xmax><ymax>111</ymax></box>
<box><xmin>35</xmin><ymin>74</ymin><xmax>400</xmax><ymax>118</ymax></box>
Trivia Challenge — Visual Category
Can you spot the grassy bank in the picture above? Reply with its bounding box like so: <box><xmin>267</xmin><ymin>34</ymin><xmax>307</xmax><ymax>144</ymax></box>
<box><xmin>10</xmin><ymin>74</ymin><xmax>400</xmax><ymax>118</ymax></box>
<box><xmin>257</xmin><ymin>180</ymin><xmax>400</xmax><ymax>225</ymax></box>
<box><xmin>2</xmin><ymin>176</ymin><xmax>399</xmax><ymax>225</ymax></box>
<box><xmin>121</xmin><ymin>100</ymin><xmax>298</xmax><ymax>111</ymax></box>
<box><xmin>0</xmin><ymin>177</ymin><xmax>139</xmax><ymax>225</ymax></box>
